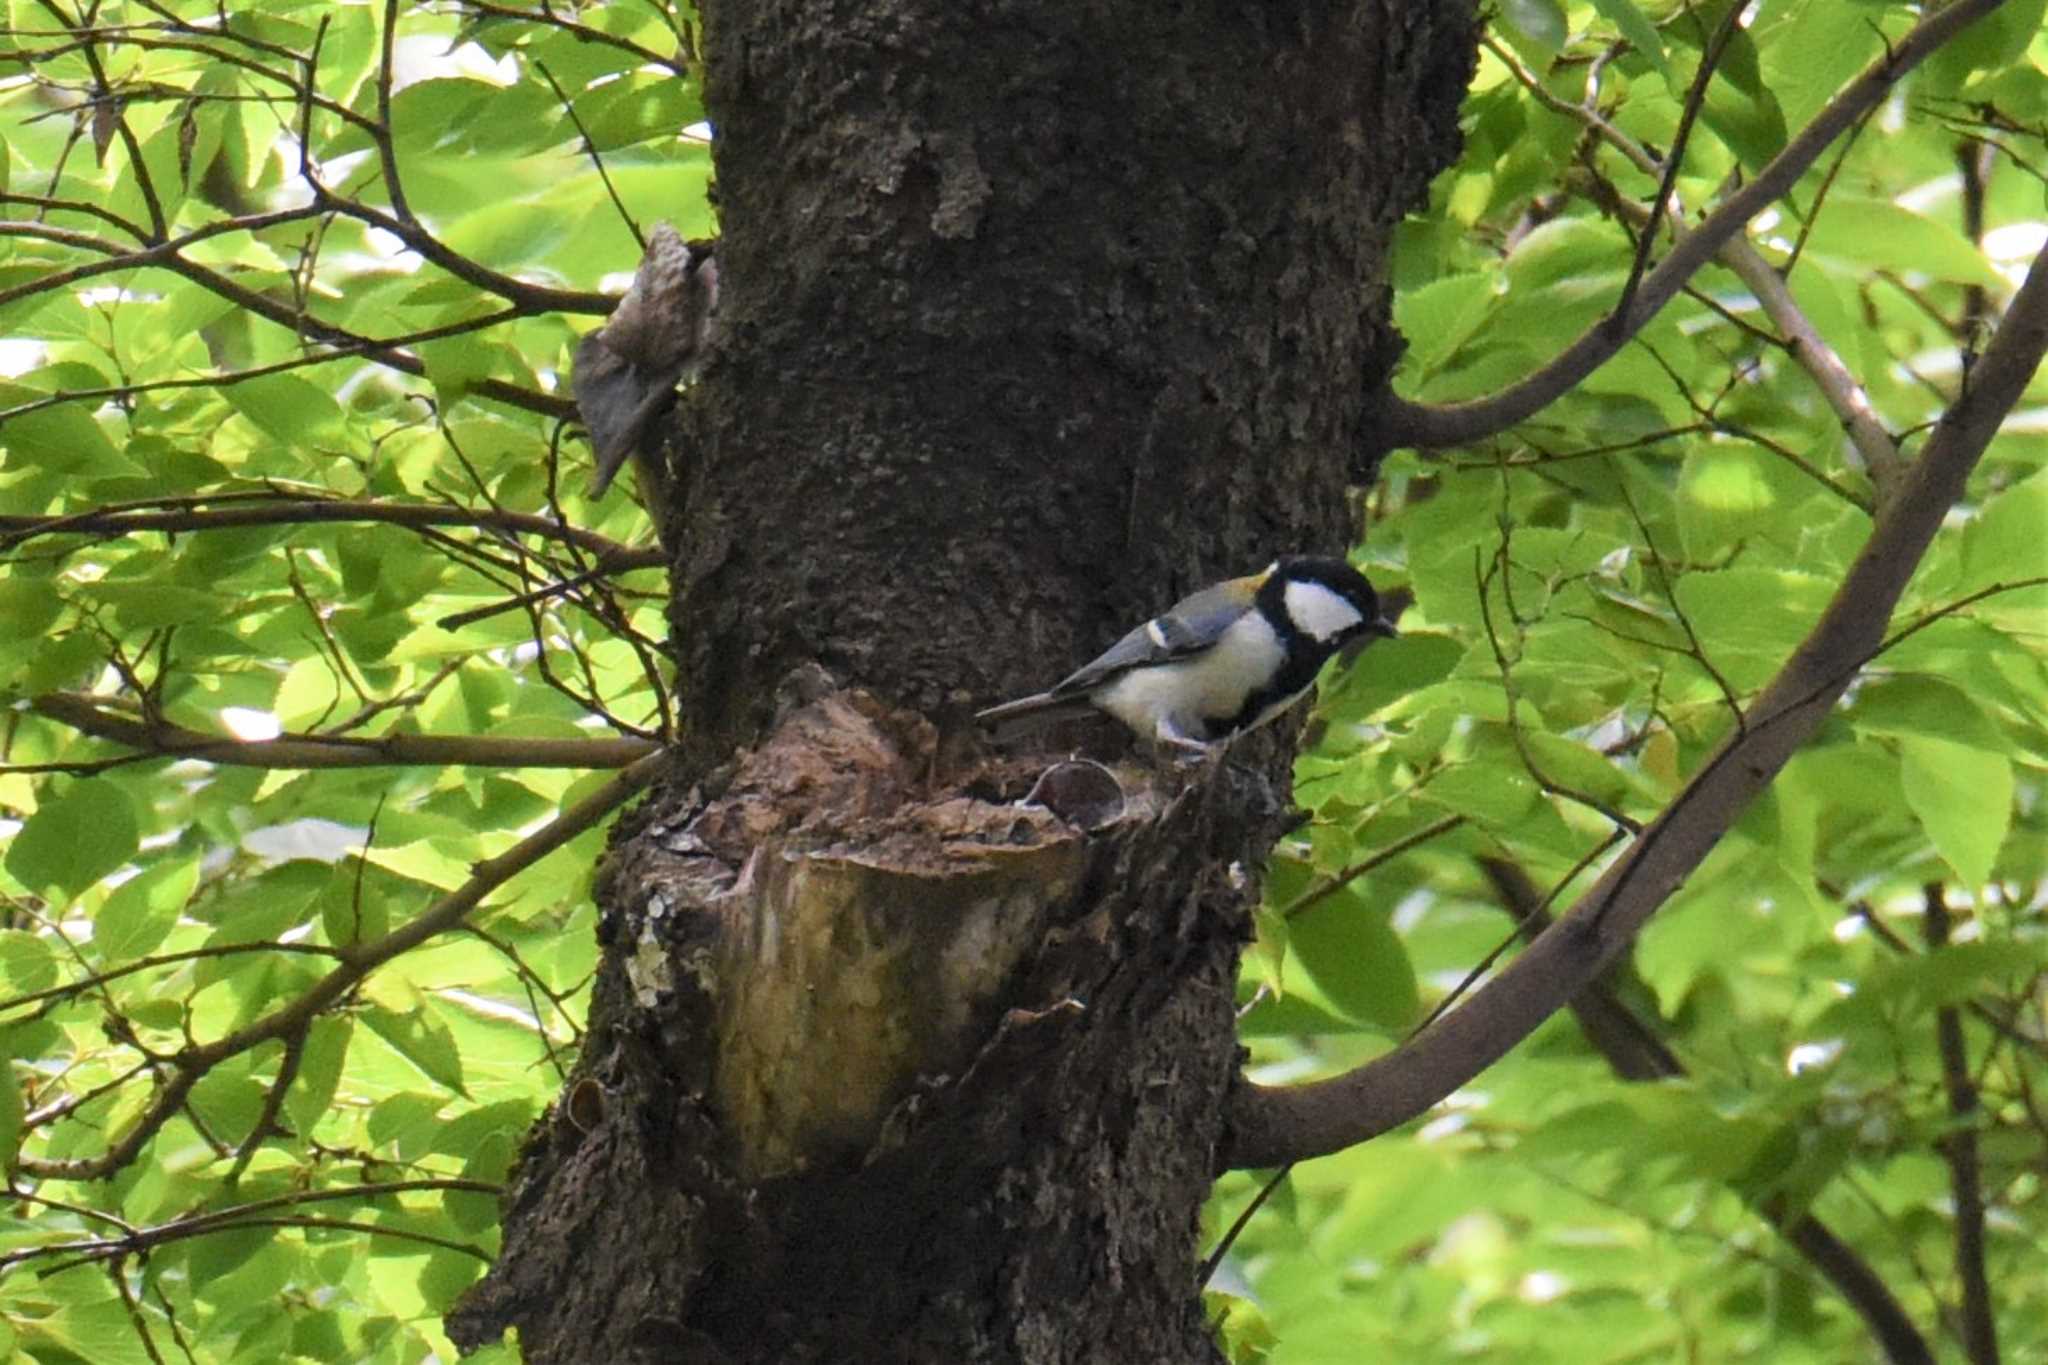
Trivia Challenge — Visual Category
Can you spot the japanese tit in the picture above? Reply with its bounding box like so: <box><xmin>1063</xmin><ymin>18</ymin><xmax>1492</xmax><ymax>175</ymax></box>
<box><xmin>975</xmin><ymin>556</ymin><xmax>1396</xmax><ymax>753</ymax></box>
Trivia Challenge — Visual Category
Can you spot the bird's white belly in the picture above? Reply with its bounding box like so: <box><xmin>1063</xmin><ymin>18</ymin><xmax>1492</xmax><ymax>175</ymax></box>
<box><xmin>1093</xmin><ymin>613</ymin><xmax>1287</xmax><ymax>741</ymax></box>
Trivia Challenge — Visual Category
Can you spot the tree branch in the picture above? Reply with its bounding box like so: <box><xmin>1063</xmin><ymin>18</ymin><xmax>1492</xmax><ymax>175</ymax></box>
<box><xmin>1925</xmin><ymin>884</ymin><xmax>2001</xmax><ymax>1365</ymax></box>
<box><xmin>13</xmin><ymin>749</ymin><xmax>666</xmax><ymax>1181</ymax></box>
<box><xmin>23</xmin><ymin>691</ymin><xmax>659</xmax><ymax>771</ymax></box>
<box><xmin>0</xmin><ymin>304</ymin><xmax>539</xmax><ymax>426</ymax></box>
<box><xmin>0</xmin><ymin>220</ymin><xmax>577</xmax><ymax>423</ymax></box>
<box><xmin>1376</xmin><ymin>0</ymin><xmax>2004</xmax><ymax>450</ymax></box>
<box><xmin>452</xmin><ymin>0</ymin><xmax>688</xmax><ymax>76</ymax></box>
<box><xmin>1224</xmin><ymin>235</ymin><xmax>2048</xmax><ymax>1169</ymax></box>
<box><xmin>0</xmin><ymin>493</ymin><xmax>660</xmax><ymax>569</ymax></box>
<box><xmin>1486</xmin><ymin>34</ymin><xmax>1906</xmax><ymax>499</ymax></box>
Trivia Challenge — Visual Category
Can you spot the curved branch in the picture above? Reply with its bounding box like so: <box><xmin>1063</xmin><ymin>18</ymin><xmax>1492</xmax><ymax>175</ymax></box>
<box><xmin>1224</xmin><ymin>236</ymin><xmax>2048</xmax><ymax>1169</ymax></box>
<box><xmin>25</xmin><ymin>692</ymin><xmax>660</xmax><ymax>771</ymax></box>
<box><xmin>1485</xmin><ymin>36</ymin><xmax>1905</xmax><ymax>497</ymax></box>
<box><xmin>454</xmin><ymin>0</ymin><xmax>688</xmax><ymax>76</ymax></box>
<box><xmin>1377</xmin><ymin>0</ymin><xmax>2005</xmax><ymax>450</ymax></box>
<box><xmin>1774</xmin><ymin>1206</ymin><xmax>1936</xmax><ymax>1365</ymax></box>
<box><xmin>0</xmin><ymin>940</ymin><xmax>345</xmax><ymax>1016</ymax></box>
<box><xmin>2</xmin><ymin>1181</ymin><xmax>497</xmax><ymax>1273</ymax></box>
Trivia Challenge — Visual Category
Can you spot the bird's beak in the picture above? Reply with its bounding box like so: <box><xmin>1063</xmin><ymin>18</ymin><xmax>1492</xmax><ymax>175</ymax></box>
<box><xmin>1370</xmin><ymin>615</ymin><xmax>1400</xmax><ymax>639</ymax></box>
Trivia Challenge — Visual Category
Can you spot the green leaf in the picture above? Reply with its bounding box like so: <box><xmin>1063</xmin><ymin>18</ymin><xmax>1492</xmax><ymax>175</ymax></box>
<box><xmin>0</xmin><ymin>577</ymin><xmax>63</xmax><ymax>641</ymax></box>
<box><xmin>1208</xmin><ymin>1289</ymin><xmax>1279</xmax><ymax>1364</ymax></box>
<box><xmin>432</xmin><ymin>1097</ymin><xmax>539</xmax><ymax>1162</ymax></box>
<box><xmin>204</xmin><ymin>867</ymin><xmax>322</xmax><ymax>948</ymax></box>
<box><xmin>1504</xmin><ymin>217</ymin><xmax>1624</xmax><ymax>293</ymax></box>
<box><xmin>221</xmin><ymin>372</ymin><xmax>347</xmax><ymax>448</ymax></box>
<box><xmin>1756</xmin><ymin>0</ymin><xmax>1883</xmax><ymax>132</ymax></box>
<box><xmin>447</xmin><ymin>1129</ymin><xmax>514</xmax><ymax>1233</ymax></box>
<box><xmin>1251</xmin><ymin>903</ymin><xmax>1289</xmax><ymax>997</ymax></box>
<box><xmin>1497</xmin><ymin>0</ymin><xmax>1566</xmax><ymax>54</ymax></box>
<box><xmin>1924</xmin><ymin>0</ymin><xmax>2048</xmax><ymax>90</ymax></box>
<box><xmin>189</xmin><ymin>1067</ymin><xmax>269</xmax><ymax>1145</ymax></box>
<box><xmin>1235</xmin><ymin>986</ymin><xmax>1372</xmax><ymax>1039</ymax></box>
<box><xmin>369</xmin><ymin>1091</ymin><xmax>453</xmax><ymax>1158</ymax></box>
<box><xmin>185</xmin><ymin>1222</ymin><xmax>278</xmax><ymax>1290</ymax></box>
<box><xmin>93</xmin><ymin>857</ymin><xmax>198</xmax><ymax>962</ymax></box>
<box><xmin>570</xmin><ymin>71</ymin><xmax>704</xmax><ymax>152</ymax></box>
<box><xmin>1590</xmin><ymin>0</ymin><xmax>1671</xmax><ymax>84</ymax></box>
<box><xmin>1394</xmin><ymin>273</ymin><xmax>1500</xmax><ymax>376</ymax></box>
<box><xmin>1800</xmin><ymin>199</ymin><xmax>2008</xmax><ymax>291</ymax></box>
<box><xmin>1671</xmin><ymin>567</ymin><xmax>1834</xmax><ymax>661</ymax></box>
<box><xmin>1850</xmin><ymin>675</ymin><xmax>2007</xmax><ymax>752</ymax></box>
<box><xmin>418</xmin><ymin>1246</ymin><xmax>488</xmax><ymax>1312</ymax></box>
<box><xmin>1422</xmin><ymin>757</ymin><xmax>1540</xmax><ymax>826</ymax></box>
<box><xmin>1959</xmin><ymin>470</ymin><xmax>2048</xmax><ymax>594</ymax></box>
<box><xmin>1286</xmin><ymin>885</ymin><xmax>1419</xmax><ymax>1031</ymax></box>
<box><xmin>1519</xmin><ymin>732</ymin><xmax>1641</xmax><ymax>811</ymax></box>
<box><xmin>1899</xmin><ymin>736</ymin><xmax>2012</xmax><ymax>890</ymax></box>
<box><xmin>290</xmin><ymin>1309</ymin><xmax>349</xmax><ymax>1363</ymax></box>
<box><xmin>0</xmin><ymin>931</ymin><xmax>59</xmax><ymax>993</ymax></box>
<box><xmin>1698</xmin><ymin>29</ymin><xmax>1788</xmax><ymax>170</ymax></box>
<box><xmin>1677</xmin><ymin>447</ymin><xmax>1776</xmax><ymax>551</ymax></box>
<box><xmin>4</xmin><ymin>777</ymin><xmax>140</xmax><ymax>899</ymax></box>
<box><xmin>363</xmin><ymin>999</ymin><xmax>469</xmax><ymax>1096</ymax></box>
<box><xmin>286</xmin><ymin>1016</ymin><xmax>354</xmax><ymax>1136</ymax></box>
<box><xmin>386</xmin><ymin>78</ymin><xmax>502</xmax><ymax>153</ymax></box>
<box><xmin>416</xmin><ymin>332</ymin><xmax>500</xmax><ymax>407</ymax></box>
<box><xmin>22</xmin><ymin>631</ymin><xmax>106</xmax><ymax>695</ymax></box>
<box><xmin>1318</xmin><ymin>630</ymin><xmax>1463</xmax><ymax>727</ymax></box>
<box><xmin>1892</xmin><ymin>942</ymin><xmax>2043</xmax><ymax>1014</ymax></box>
<box><xmin>320</xmin><ymin>871</ymin><xmax>391</xmax><ymax>948</ymax></box>
<box><xmin>12</xmin><ymin>1294</ymin><xmax>162</xmax><ymax>1365</ymax></box>
<box><xmin>80</xmin><ymin>580</ymin><xmax>226</xmax><ymax>630</ymax></box>
<box><xmin>0</xmin><ymin>398</ymin><xmax>125</xmax><ymax>476</ymax></box>
<box><xmin>0</xmin><ymin>1048</ymin><xmax>23</xmax><ymax>1164</ymax></box>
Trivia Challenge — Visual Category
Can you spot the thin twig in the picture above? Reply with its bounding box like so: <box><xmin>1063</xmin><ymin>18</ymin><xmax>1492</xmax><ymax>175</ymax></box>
<box><xmin>1610</xmin><ymin>1</ymin><xmax>1743</xmax><ymax>329</ymax></box>
<box><xmin>1378</xmin><ymin>0</ymin><xmax>2005</xmax><ymax>449</ymax></box>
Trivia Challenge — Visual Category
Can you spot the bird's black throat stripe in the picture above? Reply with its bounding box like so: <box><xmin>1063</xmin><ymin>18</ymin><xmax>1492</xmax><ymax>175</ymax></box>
<box><xmin>1196</xmin><ymin>570</ymin><xmax>1374</xmax><ymax>740</ymax></box>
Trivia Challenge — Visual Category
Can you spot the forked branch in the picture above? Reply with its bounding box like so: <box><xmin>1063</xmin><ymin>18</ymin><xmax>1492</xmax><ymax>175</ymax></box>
<box><xmin>1226</xmin><ymin>236</ymin><xmax>2048</xmax><ymax>1170</ymax></box>
<box><xmin>1375</xmin><ymin>0</ymin><xmax>2004</xmax><ymax>451</ymax></box>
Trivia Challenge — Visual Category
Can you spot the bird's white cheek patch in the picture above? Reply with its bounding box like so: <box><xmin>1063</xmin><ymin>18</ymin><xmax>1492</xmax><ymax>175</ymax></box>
<box><xmin>1284</xmin><ymin>580</ymin><xmax>1364</xmax><ymax>642</ymax></box>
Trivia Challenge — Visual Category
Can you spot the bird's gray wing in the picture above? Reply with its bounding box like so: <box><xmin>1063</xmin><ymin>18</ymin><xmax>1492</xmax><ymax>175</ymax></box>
<box><xmin>574</xmin><ymin>229</ymin><xmax>720</xmax><ymax>498</ymax></box>
<box><xmin>1045</xmin><ymin>575</ymin><xmax>1261</xmax><ymax>697</ymax></box>
<box><xmin>573</xmin><ymin>335</ymin><xmax>668</xmax><ymax>496</ymax></box>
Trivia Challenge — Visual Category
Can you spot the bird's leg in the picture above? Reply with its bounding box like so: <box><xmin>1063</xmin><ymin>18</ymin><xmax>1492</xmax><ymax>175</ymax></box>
<box><xmin>1153</xmin><ymin>718</ymin><xmax>1237</xmax><ymax>815</ymax></box>
<box><xmin>1153</xmin><ymin>718</ymin><xmax>1214</xmax><ymax>766</ymax></box>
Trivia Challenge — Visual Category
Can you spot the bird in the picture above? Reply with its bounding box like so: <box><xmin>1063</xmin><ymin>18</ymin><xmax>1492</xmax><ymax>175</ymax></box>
<box><xmin>573</xmin><ymin>225</ymin><xmax>720</xmax><ymax>500</ymax></box>
<box><xmin>975</xmin><ymin>556</ymin><xmax>1397</xmax><ymax>753</ymax></box>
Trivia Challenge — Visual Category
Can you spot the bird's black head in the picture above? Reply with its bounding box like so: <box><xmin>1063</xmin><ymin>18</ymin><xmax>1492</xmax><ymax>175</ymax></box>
<box><xmin>1261</xmin><ymin>555</ymin><xmax>1398</xmax><ymax>649</ymax></box>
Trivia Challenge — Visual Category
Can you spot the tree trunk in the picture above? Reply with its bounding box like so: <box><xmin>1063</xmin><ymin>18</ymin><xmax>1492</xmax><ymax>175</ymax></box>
<box><xmin>450</xmin><ymin>3</ymin><xmax>1476</xmax><ymax>1360</ymax></box>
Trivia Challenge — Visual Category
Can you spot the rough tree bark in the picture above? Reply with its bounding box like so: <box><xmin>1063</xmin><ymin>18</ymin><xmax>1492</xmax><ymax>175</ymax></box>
<box><xmin>450</xmin><ymin>3</ymin><xmax>1477</xmax><ymax>1360</ymax></box>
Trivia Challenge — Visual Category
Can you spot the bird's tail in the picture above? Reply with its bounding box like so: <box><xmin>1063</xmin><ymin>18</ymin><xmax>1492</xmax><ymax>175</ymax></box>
<box><xmin>973</xmin><ymin>692</ymin><xmax>1098</xmax><ymax>742</ymax></box>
